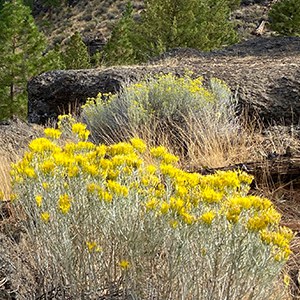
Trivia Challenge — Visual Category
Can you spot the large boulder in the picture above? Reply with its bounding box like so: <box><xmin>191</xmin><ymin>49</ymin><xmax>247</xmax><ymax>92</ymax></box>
<box><xmin>28</xmin><ymin>37</ymin><xmax>300</xmax><ymax>126</ymax></box>
<box><xmin>28</xmin><ymin>68</ymin><xmax>139</xmax><ymax>124</ymax></box>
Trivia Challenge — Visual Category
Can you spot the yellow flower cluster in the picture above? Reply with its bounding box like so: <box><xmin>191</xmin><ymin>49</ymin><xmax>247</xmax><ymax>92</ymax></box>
<box><xmin>41</xmin><ymin>211</ymin><xmax>50</xmax><ymax>222</ymax></box>
<box><xmin>44</xmin><ymin>128</ymin><xmax>62</xmax><ymax>139</ymax></box>
<box><xmin>260</xmin><ymin>227</ymin><xmax>293</xmax><ymax>261</ymax></box>
<box><xmin>58</xmin><ymin>194</ymin><xmax>72</xmax><ymax>214</ymax></box>
<box><xmin>11</xmin><ymin>122</ymin><xmax>293</xmax><ymax>263</ymax></box>
<box><xmin>86</xmin><ymin>241</ymin><xmax>102</xmax><ymax>253</ymax></box>
<box><xmin>72</xmin><ymin>123</ymin><xmax>90</xmax><ymax>141</ymax></box>
<box><xmin>35</xmin><ymin>195</ymin><xmax>42</xmax><ymax>207</ymax></box>
<box><xmin>119</xmin><ymin>259</ymin><xmax>130</xmax><ymax>270</ymax></box>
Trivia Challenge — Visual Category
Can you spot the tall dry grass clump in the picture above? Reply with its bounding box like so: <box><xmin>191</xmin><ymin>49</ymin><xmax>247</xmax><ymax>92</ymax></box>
<box><xmin>7</xmin><ymin>118</ymin><xmax>293</xmax><ymax>299</ymax></box>
<box><xmin>0</xmin><ymin>149</ymin><xmax>19</xmax><ymax>200</ymax></box>
<box><xmin>0</xmin><ymin>158</ymin><xmax>11</xmax><ymax>200</ymax></box>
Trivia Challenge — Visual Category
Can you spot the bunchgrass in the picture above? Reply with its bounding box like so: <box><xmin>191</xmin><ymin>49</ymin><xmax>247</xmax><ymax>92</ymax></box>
<box><xmin>0</xmin><ymin>151</ymin><xmax>16</xmax><ymax>200</ymax></box>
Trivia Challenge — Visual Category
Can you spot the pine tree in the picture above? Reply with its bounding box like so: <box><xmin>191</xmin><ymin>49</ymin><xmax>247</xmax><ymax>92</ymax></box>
<box><xmin>102</xmin><ymin>2</ymin><xmax>136</xmax><ymax>66</ymax></box>
<box><xmin>41</xmin><ymin>0</ymin><xmax>61</xmax><ymax>7</ymax></box>
<box><xmin>45</xmin><ymin>43</ymin><xmax>66</xmax><ymax>70</ymax></box>
<box><xmin>269</xmin><ymin>0</ymin><xmax>300</xmax><ymax>36</ymax></box>
<box><xmin>63</xmin><ymin>31</ymin><xmax>91</xmax><ymax>70</ymax></box>
<box><xmin>0</xmin><ymin>0</ymin><xmax>60</xmax><ymax>120</ymax></box>
<box><xmin>0</xmin><ymin>0</ymin><xmax>5</xmax><ymax>10</ymax></box>
<box><xmin>133</xmin><ymin>0</ymin><xmax>239</xmax><ymax>62</ymax></box>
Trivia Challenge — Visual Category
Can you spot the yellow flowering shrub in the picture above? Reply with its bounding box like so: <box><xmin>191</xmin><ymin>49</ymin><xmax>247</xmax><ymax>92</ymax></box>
<box><xmin>81</xmin><ymin>73</ymin><xmax>237</xmax><ymax>146</ymax></box>
<box><xmin>10</xmin><ymin>123</ymin><xmax>292</xmax><ymax>299</ymax></box>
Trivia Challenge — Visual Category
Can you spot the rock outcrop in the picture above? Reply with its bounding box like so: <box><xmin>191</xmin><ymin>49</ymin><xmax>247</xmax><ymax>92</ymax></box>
<box><xmin>28</xmin><ymin>37</ymin><xmax>300</xmax><ymax>126</ymax></box>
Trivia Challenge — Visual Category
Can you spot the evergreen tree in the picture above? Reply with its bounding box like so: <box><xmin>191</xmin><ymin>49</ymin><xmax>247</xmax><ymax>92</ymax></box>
<box><xmin>269</xmin><ymin>0</ymin><xmax>300</xmax><ymax>36</ymax></box>
<box><xmin>102</xmin><ymin>2</ymin><xmax>136</xmax><ymax>66</ymax></box>
<box><xmin>0</xmin><ymin>0</ymin><xmax>34</xmax><ymax>11</ymax></box>
<box><xmin>41</xmin><ymin>0</ymin><xmax>61</xmax><ymax>8</ymax></box>
<box><xmin>63</xmin><ymin>31</ymin><xmax>91</xmax><ymax>69</ymax></box>
<box><xmin>0</xmin><ymin>0</ymin><xmax>5</xmax><ymax>10</ymax></box>
<box><xmin>23</xmin><ymin>0</ymin><xmax>34</xmax><ymax>9</ymax></box>
<box><xmin>0</xmin><ymin>0</ymin><xmax>60</xmax><ymax>120</ymax></box>
<box><xmin>133</xmin><ymin>0</ymin><xmax>239</xmax><ymax>62</ymax></box>
<box><xmin>45</xmin><ymin>43</ymin><xmax>66</xmax><ymax>70</ymax></box>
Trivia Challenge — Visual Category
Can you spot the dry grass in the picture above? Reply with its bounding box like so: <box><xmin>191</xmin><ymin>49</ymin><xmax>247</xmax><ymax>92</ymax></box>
<box><xmin>0</xmin><ymin>119</ymin><xmax>44</xmax><ymax>201</ymax></box>
<box><xmin>0</xmin><ymin>152</ymin><xmax>17</xmax><ymax>200</ymax></box>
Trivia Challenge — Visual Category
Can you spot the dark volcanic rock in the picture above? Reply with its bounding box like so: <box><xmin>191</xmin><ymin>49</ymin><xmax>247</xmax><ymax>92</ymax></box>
<box><xmin>28</xmin><ymin>37</ymin><xmax>300</xmax><ymax>126</ymax></box>
<box><xmin>28</xmin><ymin>69</ymin><xmax>140</xmax><ymax>124</ymax></box>
<box><xmin>83</xmin><ymin>35</ymin><xmax>106</xmax><ymax>56</ymax></box>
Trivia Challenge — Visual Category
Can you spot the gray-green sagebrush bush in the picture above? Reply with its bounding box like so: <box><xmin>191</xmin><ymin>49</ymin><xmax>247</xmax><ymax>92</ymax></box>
<box><xmin>10</xmin><ymin>120</ymin><xmax>292</xmax><ymax>299</ymax></box>
<box><xmin>81</xmin><ymin>73</ymin><xmax>239</xmax><ymax>159</ymax></box>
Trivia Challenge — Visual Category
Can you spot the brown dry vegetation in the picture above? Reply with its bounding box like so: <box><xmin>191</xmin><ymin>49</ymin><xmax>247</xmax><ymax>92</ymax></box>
<box><xmin>0</xmin><ymin>119</ymin><xmax>44</xmax><ymax>199</ymax></box>
<box><xmin>35</xmin><ymin>0</ymin><xmax>144</xmax><ymax>46</ymax></box>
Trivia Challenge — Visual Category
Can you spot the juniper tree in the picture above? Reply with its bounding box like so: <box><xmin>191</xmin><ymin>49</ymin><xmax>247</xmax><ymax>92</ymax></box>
<box><xmin>102</xmin><ymin>2</ymin><xmax>136</xmax><ymax>66</ymax></box>
<box><xmin>0</xmin><ymin>0</ymin><xmax>60</xmax><ymax>120</ymax></box>
<box><xmin>63</xmin><ymin>31</ymin><xmax>91</xmax><ymax>69</ymax></box>
<box><xmin>132</xmin><ymin>0</ymin><xmax>239</xmax><ymax>62</ymax></box>
<box><xmin>41</xmin><ymin>0</ymin><xmax>61</xmax><ymax>7</ymax></box>
<box><xmin>269</xmin><ymin>0</ymin><xmax>300</xmax><ymax>36</ymax></box>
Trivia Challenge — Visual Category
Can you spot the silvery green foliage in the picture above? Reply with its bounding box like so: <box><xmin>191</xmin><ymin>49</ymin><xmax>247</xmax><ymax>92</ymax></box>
<box><xmin>82</xmin><ymin>74</ymin><xmax>239</xmax><ymax>149</ymax></box>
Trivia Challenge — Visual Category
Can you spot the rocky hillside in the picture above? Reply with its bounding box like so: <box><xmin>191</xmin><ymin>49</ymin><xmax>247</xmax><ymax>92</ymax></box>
<box><xmin>33</xmin><ymin>0</ymin><xmax>278</xmax><ymax>50</ymax></box>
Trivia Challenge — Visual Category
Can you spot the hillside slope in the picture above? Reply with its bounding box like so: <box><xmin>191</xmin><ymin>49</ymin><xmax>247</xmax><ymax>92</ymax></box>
<box><xmin>33</xmin><ymin>0</ymin><xmax>278</xmax><ymax>49</ymax></box>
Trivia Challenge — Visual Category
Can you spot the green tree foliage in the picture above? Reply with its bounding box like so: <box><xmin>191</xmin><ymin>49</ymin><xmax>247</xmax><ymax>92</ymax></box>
<box><xmin>0</xmin><ymin>0</ymin><xmax>34</xmax><ymax>11</ymax></box>
<box><xmin>102</xmin><ymin>2</ymin><xmax>136</xmax><ymax>66</ymax></box>
<box><xmin>132</xmin><ymin>0</ymin><xmax>239</xmax><ymax>62</ymax></box>
<box><xmin>62</xmin><ymin>31</ymin><xmax>91</xmax><ymax>70</ymax></box>
<box><xmin>0</xmin><ymin>0</ymin><xmax>5</xmax><ymax>10</ymax></box>
<box><xmin>46</xmin><ymin>43</ymin><xmax>66</xmax><ymax>70</ymax></box>
<box><xmin>226</xmin><ymin>0</ymin><xmax>241</xmax><ymax>10</ymax></box>
<box><xmin>0</xmin><ymin>0</ymin><xmax>61</xmax><ymax>120</ymax></box>
<box><xmin>23</xmin><ymin>0</ymin><xmax>34</xmax><ymax>9</ymax></box>
<box><xmin>103</xmin><ymin>0</ymin><xmax>239</xmax><ymax>64</ymax></box>
<box><xmin>41</xmin><ymin>0</ymin><xmax>61</xmax><ymax>8</ymax></box>
<box><xmin>268</xmin><ymin>0</ymin><xmax>300</xmax><ymax>36</ymax></box>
